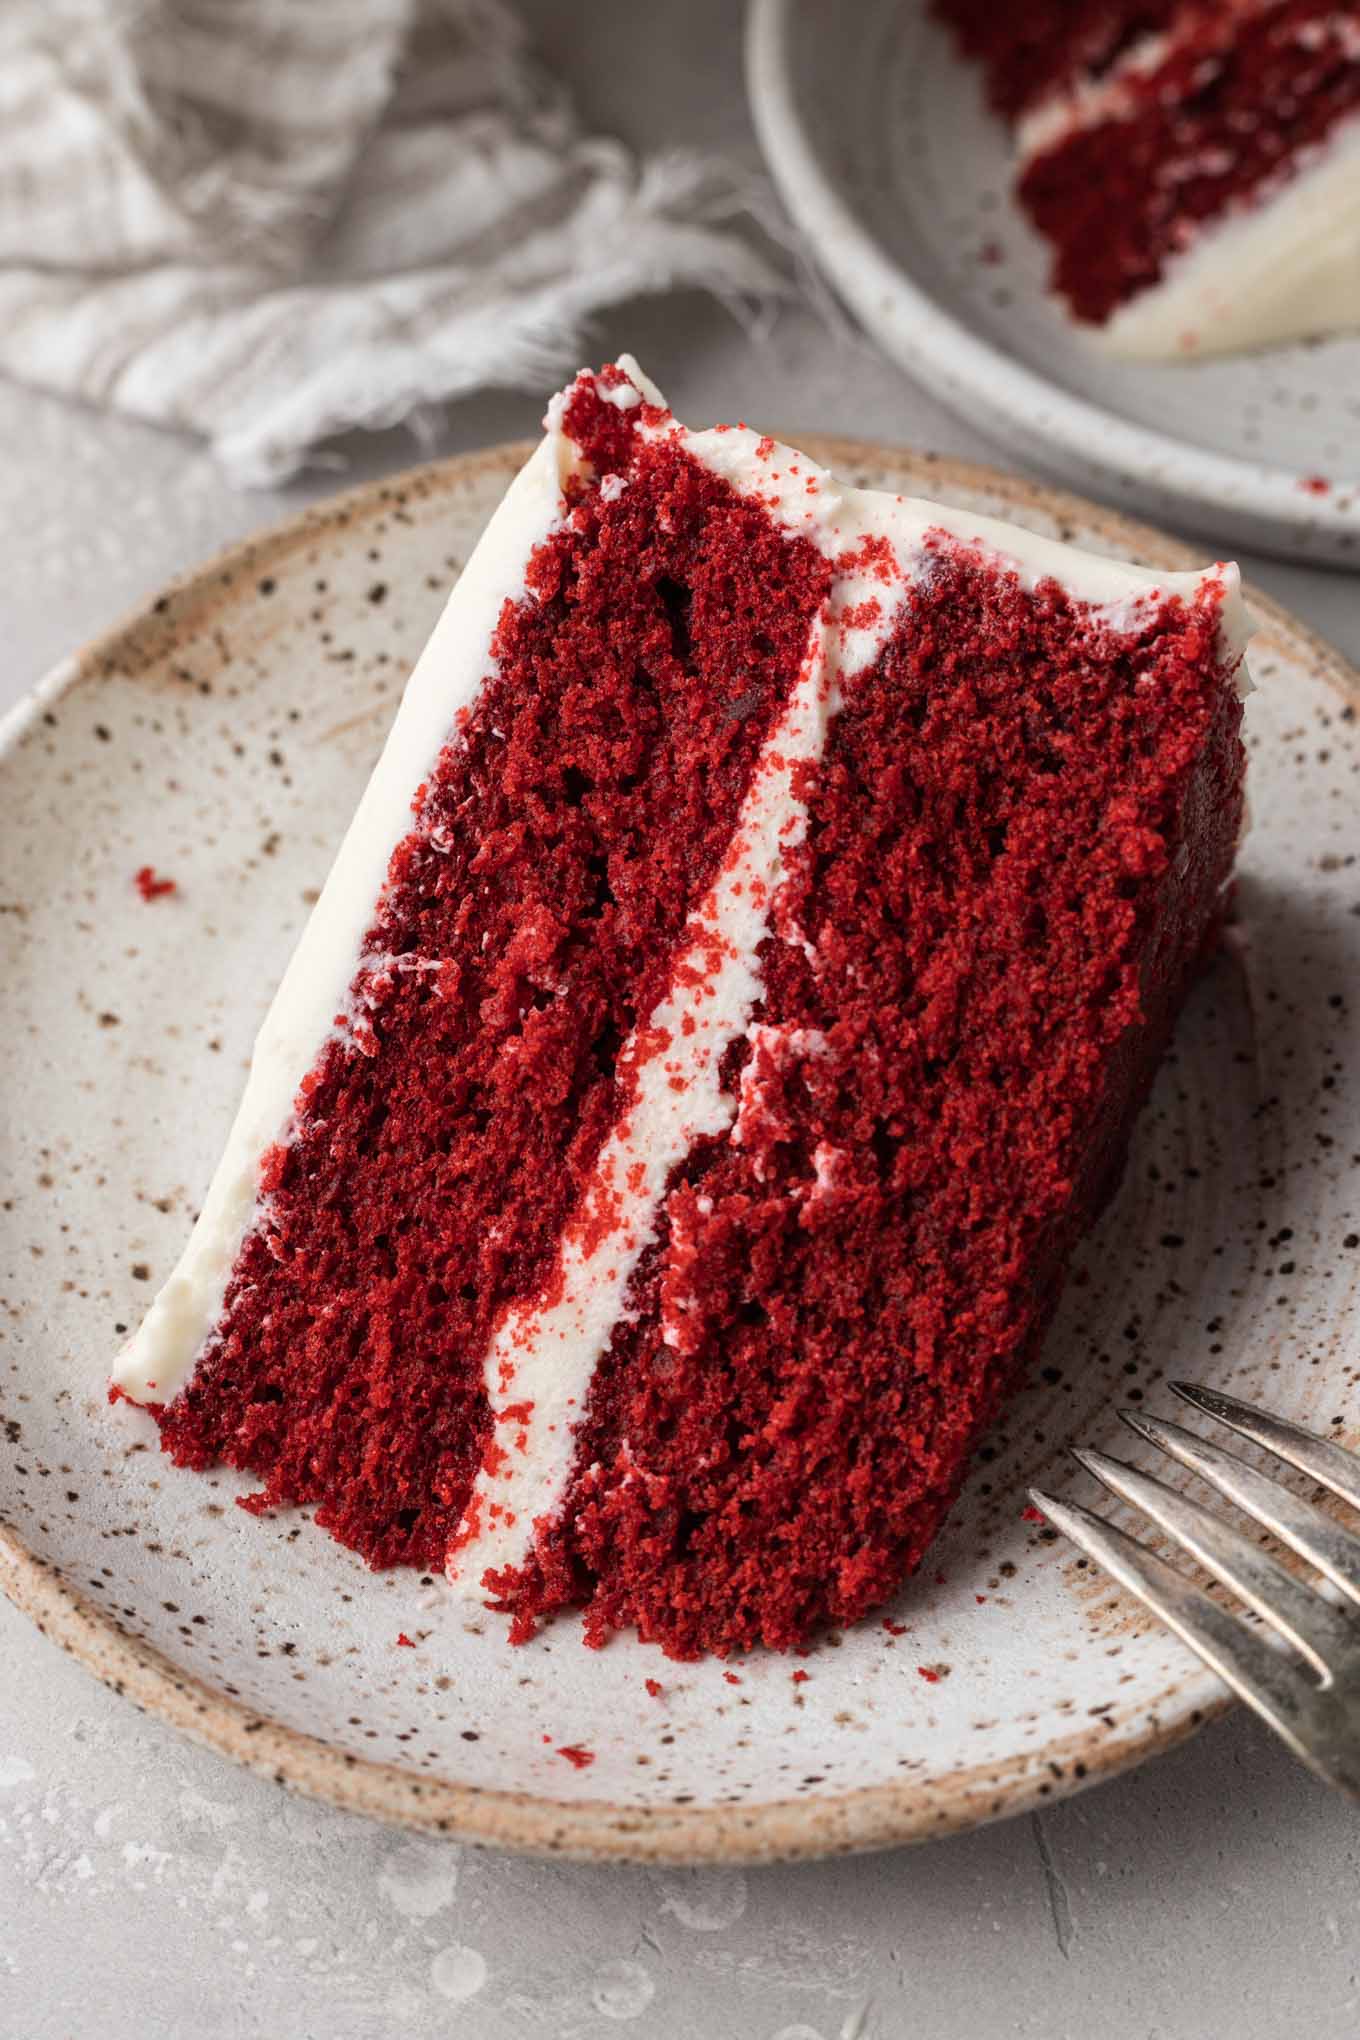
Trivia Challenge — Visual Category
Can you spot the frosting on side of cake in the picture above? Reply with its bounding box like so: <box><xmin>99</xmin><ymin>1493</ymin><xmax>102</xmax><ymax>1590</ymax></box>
<box><xmin>113</xmin><ymin>434</ymin><xmax>569</xmax><ymax>1405</ymax></box>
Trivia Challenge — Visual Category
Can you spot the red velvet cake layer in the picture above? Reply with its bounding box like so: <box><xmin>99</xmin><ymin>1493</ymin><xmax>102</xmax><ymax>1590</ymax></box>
<box><xmin>155</xmin><ymin>394</ymin><xmax>830</xmax><ymax>1569</ymax></box>
<box><xmin>490</xmin><ymin>545</ymin><xmax>1245</xmax><ymax>1657</ymax></box>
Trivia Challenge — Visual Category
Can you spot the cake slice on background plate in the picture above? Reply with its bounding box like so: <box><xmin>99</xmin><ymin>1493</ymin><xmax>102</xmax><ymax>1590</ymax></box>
<box><xmin>934</xmin><ymin>0</ymin><xmax>1360</xmax><ymax>358</ymax></box>
<box><xmin>113</xmin><ymin>357</ymin><xmax>1251</xmax><ymax>1659</ymax></box>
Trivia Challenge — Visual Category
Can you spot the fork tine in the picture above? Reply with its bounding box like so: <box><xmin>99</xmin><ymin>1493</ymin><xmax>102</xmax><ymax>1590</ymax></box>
<box><xmin>1030</xmin><ymin>1487</ymin><xmax>1318</xmax><ymax>1752</ymax></box>
<box><xmin>1077</xmin><ymin>1440</ymin><xmax>1348</xmax><ymax>1676</ymax></box>
<box><xmin>1172</xmin><ymin>1382</ymin><xmax>1360</xmax><ymax>1511</ymax></box>
<box><xmin>1123</xmin><ymin>1409</ymin><xmax>1360</xmax><ymax>1607</ymax></box>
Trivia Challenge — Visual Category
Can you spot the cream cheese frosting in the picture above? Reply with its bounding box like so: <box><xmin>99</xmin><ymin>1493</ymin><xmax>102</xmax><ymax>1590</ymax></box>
<box><xmin>113</xmin><ymin>433</ymin><xmax>569</xmax><ymax>1403</ymax></box>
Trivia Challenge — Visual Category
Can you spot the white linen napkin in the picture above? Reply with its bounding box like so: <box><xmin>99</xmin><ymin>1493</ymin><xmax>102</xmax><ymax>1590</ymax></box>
<box><xmin>0</xmin><ymin>0</ymin><xmax>781</xmax><ymax>484</ymax></box>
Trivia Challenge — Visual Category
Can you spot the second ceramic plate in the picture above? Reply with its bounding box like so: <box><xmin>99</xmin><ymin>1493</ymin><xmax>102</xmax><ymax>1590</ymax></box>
<box><xmin>747</xmin><ymin>0</ymin><xmax>1360</xmax><ymax>565</ymax></box>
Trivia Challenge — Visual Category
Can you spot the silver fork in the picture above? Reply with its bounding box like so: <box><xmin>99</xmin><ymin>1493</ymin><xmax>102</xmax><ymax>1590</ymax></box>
<box><xmin>1031</xmin><ymin>1381</ymin><xmax>1360</xmax><ymax>1800</ymax></box>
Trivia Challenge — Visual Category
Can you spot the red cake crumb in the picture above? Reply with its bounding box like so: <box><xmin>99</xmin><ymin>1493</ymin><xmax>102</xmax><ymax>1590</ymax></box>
<box><xmin>1298</xmin><ymin>476</ymin><xmax>1332</xmax><ymax>496</ymax></box>
<box><xmin>1021</xmin><ymin>1505</ymin><xmax>1046</xmax><ymax>1524</ymax></box>
<box><xmin>644</xmin><ymin>1677</ymin><xmax>664</xmax><ymax>1699</ymax></box>
<box><xmin>395</xmin><ymin>1632</ymin><xmax>415</xmax><ymax>1647</ymax></box>
<box><xmin>557</xmin><ymin>1744</ymin><xmax>596</xmax><ymax>1769</ymax></box>
<box><xmin>791</xmin><ymin>1669</ymin><xmax>810</xmax><ymax>1684</ymax></box>
<box><xmin>883</xmin><ymin>1620</ymin><xmax>909</xmax><ymax>1638</ymax></box>
<box><xmin>134</xmin><ymin>865</ymin><xmax>177</xmax><ymax>901</ymax></box>
<box><xmin>917</xmin><ymin>1667</ymin><xmax>941</xmax><ymax>1684</ymax></box>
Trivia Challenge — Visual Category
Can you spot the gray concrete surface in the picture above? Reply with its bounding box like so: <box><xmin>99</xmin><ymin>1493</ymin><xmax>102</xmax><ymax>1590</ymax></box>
<box><xmin>2</xmin><ymin>4</ymin><xmax>1357</xmax><ymax>2033</ymax></box>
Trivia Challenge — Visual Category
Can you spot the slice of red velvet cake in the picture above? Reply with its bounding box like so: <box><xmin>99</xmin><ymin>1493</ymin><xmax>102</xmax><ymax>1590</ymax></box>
<box><xmin>114</xmin><ymin>357</ymin><xmax>1251</xmax><ymax>1659</ymax></box>
<box><xmin>935</xmin><ymin>0</ymin><xmax>1360</xmax><ymax>356</ymax></box>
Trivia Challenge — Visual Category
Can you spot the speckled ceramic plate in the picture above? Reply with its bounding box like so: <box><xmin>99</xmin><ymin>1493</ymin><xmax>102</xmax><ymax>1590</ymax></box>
<box><xmin>2</xmin><ymin>438</ymin><xmax>1357</xmax><ymax>1865</ymax></box>
<box><xmin>748</xmin><ymin>0</ymin><xmax>1360</xmax><ymax>566</ymax></box>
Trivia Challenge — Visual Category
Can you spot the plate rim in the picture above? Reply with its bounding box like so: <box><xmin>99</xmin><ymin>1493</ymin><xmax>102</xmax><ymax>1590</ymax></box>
<box><xmin>5</xmin><ymin>433</ymin><xmax>1357</xmax><ymax>1865</ymax></box>
<box><xmin>746</xmin><ymin>0</ymin><xmax>1360</xmax><ymax>556</ymax></box>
